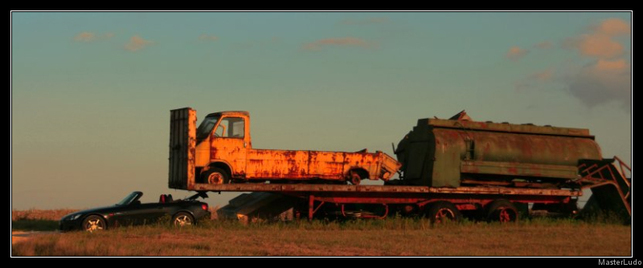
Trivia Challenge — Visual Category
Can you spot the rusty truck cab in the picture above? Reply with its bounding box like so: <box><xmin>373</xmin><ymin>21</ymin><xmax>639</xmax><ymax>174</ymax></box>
<box><xmin>195</xmin><ymin>111</ymin><xmax>251</xmax><ymax>184</ymax></box>
<box><xmin>171</xmin><ymin>107</ymin><xmax>401</xmax><ymax>187</ymax></box>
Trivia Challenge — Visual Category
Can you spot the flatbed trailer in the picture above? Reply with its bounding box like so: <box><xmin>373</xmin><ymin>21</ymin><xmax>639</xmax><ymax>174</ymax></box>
<box><xmin>169</xmin><ymin>108</ymin><xmax>630</xmax><ymax>223</ymax></box>
<box><xmin>192</xmin><ymin>183</ymin><xmax>583</xmax><ymax>222</ymax></box>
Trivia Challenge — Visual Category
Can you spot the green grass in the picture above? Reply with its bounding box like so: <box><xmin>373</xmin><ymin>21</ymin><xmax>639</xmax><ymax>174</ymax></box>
<box><xmin>12</xmin><ymin>217</ymin><xmax>632</xmax><ymax>256</ymax></box>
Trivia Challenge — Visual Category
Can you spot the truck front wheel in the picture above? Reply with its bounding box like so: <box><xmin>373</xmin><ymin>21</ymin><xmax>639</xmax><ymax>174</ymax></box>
<box><xmin>201</xmin><ymin>168</ymin><xmax>230</xmax><ymax>184</ymax></box>
<box><xmin>348</xmin><ymin>170</ymin><xmax>366</xmax><ymax>185</ymax></box>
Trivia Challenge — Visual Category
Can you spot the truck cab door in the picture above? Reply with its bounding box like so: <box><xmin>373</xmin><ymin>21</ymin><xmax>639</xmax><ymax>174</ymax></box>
<box><xmin>211</xmin><ymin>116</ymin><xmax>248</xmax><ymax>179</ymax></box>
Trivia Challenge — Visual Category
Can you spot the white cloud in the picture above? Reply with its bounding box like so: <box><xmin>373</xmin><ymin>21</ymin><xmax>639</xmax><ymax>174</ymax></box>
<box><xmin>124</xmin><ymin>35</ymin><xmax>154</xmax><ymax>52</ymax></box>
<box><xmin>506</xmin><ymin>46</ymin><xmax>529</xmax><ymax>61</ymax></box>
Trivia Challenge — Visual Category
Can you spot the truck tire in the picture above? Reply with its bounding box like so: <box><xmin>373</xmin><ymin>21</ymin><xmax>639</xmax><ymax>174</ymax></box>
<box><xmin>426</xmin><ymin>201</ymin><xmax>462</xmax><ymax>224</ymax></box>
<box><xmin>201</xmin><ymin>168</ymin><xmax>230</xmax><ymax>184</ymax></box>
<box><xmin>349</xmin><ymin>171</ymin><xmax>361</xmax><ymax>185</ymax></box>
<box><xmin>486</xmin><ymin>199</ymin><xmax>518</xmax><ymax>223</ymax></box>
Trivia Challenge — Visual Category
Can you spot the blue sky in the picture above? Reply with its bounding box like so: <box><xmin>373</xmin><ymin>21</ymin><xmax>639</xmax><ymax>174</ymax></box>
<box><xmin>11</xmin><ymin>11</ymin><xmax>631</xmax><ymax>209</ymax></box>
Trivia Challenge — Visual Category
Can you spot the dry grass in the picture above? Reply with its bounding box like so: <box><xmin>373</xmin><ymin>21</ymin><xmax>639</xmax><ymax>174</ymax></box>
<box><xmin>12</xmin><ymin>209</ymin><xmax>79</xmax><ymax>221</ymax></box>
<box><xmin>12</xmin><ymin>218</ymin><xmax>631</xmax><ymax>256</ymax></box>
<box><xmin>12</xmin><ymin>209</ymin><xmax>80</xmax><ymax>232</ymax></box>
<box><xmin>12</xmin><ymin>207</ymin><xmax>220</xmax><ymax>221</ymax></box>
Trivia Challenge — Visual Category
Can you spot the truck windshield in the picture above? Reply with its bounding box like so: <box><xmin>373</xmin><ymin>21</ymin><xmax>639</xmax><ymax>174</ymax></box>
<box><xmin>197</xmin><ymin>116</ymin><xmax>220</xmax><ymax>141</ymax></box>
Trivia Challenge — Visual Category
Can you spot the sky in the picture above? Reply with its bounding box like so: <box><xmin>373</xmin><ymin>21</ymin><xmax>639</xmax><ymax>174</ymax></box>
<box><xmin>11</xmin><ymin>11</ymin><xmax>632</xmax><ymax>210</ymax></box>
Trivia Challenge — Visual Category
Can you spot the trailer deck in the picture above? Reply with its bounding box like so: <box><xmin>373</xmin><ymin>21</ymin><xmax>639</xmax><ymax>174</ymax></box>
<box><xmin>193</xmin><ymin>183</ymin><xmax>583</xmax><ymax>220</ymax></box>
<box><xmin>193</xmin><ymin>183</ymin><xmax>581</xmax><ymax>196</ymax></box>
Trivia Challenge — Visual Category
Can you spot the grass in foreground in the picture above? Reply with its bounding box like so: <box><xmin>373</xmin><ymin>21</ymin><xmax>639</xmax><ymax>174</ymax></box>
<box><xmin>12</xmin><ymin>209</ymin><xmax>78</xmax><ymax>232</ymax></box>
<box><xmin>12</xmin><ymin>217</ymin><xmax>631</xmax><ymax>256</ymax></box>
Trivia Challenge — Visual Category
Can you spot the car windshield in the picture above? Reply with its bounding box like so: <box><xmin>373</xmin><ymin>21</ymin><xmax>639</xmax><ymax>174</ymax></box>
<box><xmin>116</xmin><ymin>192</ymin><xmax>140</xmax><ymax>206</ymax></box>
<box><xmin>196</xmin><ymin>115</ymin><xmax>220</xmax><ymax>142</ymax></box>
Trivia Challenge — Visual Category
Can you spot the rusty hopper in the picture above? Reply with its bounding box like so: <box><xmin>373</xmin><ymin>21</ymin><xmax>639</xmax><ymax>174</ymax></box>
<box><xmin>395</xmin><ymin>111</ymin><xmax>602</xmax><ymax>188</ymax></box>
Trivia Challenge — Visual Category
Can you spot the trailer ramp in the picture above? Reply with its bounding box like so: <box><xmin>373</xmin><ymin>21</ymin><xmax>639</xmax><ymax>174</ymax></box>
<box><xmin>578</xmin><ymin>157</ymin><xmax>631</xmax><ymax>221</ymax></box>
<box><xmin>217</xmin><ymin>192</ymin><xmax>300</xmax><ymax>223</ymax></box>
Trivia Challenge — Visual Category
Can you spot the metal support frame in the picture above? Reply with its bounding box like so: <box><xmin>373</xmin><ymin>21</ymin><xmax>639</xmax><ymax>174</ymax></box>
<box><xmin>578</xmin><ymin>157</ymin><xmax>631</xmax><ymax>216</ymax></box>
<box><xmin>307</xmin><ymin>195</ymin><xmax>325</xmax><ymax>221</ymax></box>
<box><xmin>293</xmin><ymin>189</ymin><xmax>576</xmax><ymax>220</ymax></box>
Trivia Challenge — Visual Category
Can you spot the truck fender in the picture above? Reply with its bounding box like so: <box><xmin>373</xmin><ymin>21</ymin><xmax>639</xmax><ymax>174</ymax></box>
<box><xmin>202</xmin><ymin>161</ymin><xmax>234</xmax><ymax>178</ymax></box>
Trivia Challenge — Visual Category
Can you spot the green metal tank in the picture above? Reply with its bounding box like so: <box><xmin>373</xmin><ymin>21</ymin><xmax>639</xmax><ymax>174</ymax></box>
<box><xmin>395</xmin><ymin>112</ymin><xmax>603</xmax><ymax>187</ymax></box>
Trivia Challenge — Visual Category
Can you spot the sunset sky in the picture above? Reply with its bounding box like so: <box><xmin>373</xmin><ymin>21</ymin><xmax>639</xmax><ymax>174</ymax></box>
<box><xmin>11</xmin><ymin>11</ymin><xmax>631</xmax><ymax>210</ymax></box>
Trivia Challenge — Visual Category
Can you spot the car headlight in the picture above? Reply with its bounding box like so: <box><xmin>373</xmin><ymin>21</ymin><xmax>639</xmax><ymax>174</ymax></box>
<box><xmin>68</xmin><ymin>214</ymin><xmax>82</xmax><ymax>221</ymax></box>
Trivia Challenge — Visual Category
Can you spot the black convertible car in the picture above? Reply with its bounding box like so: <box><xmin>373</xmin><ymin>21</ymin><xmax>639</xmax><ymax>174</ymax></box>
<box><xmin>59</xmin><ymin>191</ymin><xmax>211</xmax><ymax>232</ymax></box>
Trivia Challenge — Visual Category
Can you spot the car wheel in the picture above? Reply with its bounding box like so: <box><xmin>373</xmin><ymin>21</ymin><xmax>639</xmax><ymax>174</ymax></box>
<box><xmin>82</xmin><ymin>215</ymin><xmax>107</xmax><ymax>232</ymax></box>
<box><xmin>173</xmin><ymin>212</ymin><xmax>195</xmax><ymax>227</ymax></box>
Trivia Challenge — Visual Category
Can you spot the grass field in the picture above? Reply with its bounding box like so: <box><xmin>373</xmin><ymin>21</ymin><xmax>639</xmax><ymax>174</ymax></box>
<box><xmin>11</xmin><ymin>209</ymin><xmax>632</xmax><ymax>256</ymax></box>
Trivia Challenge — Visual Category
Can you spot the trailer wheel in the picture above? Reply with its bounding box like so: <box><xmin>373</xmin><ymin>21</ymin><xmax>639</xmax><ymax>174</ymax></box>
<box><xmin>426</xmin><ymin>201</ymin><xmax>462</xmax><ymax>224</ymax></box>
<box><xmin>486</xmin><ymin>199</ymin><xmax>518</xmax><ymax>223</ymax></box>
<box><xmin>201</xmin><ymin>168</ymin><xmax>230</xmax><ymax>184</ymax></box>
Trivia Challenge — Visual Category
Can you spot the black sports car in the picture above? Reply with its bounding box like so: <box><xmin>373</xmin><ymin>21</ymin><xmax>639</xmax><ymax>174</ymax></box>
<box><xmin>59</xmin><ymin>191</ymin><xmax>211</xmax><ymax>232</ymax></box>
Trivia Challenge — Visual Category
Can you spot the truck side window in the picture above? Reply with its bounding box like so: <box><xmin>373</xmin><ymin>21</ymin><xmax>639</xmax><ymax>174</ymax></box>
<box><xmin>214</xmin><ymin>121</ymin><xmax>226</xmax><ymax>137</ymax></box>
<box><xmin>214</xmin><ymin>117</ymin><xmax>245</xmax><ymax>138</ymax></box>
<box><xmin>231</xmin><ymin>120</ymin><xmax>244</xmax><ymax>138</ymax></box>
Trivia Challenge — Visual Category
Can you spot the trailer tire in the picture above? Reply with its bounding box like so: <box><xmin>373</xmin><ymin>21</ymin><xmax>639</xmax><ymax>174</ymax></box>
<box><xmin>201</xmin><ymin>168</ymin><xmax>230</xmax><ymax>185</ymax></box>
<box><xmin>486</xmin><ymin>199</ymin><xmax>518</xmax><ymax>223</ymax></box>
<box><xmin>426</xmin><ymin>201</ymin><xmax>462</xmax><ymax>224</ymax></box>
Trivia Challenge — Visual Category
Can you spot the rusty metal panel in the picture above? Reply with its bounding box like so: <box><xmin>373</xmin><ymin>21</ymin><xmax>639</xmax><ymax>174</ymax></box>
<box><xmin>431</xmin><ymin>127</ymin><xmax>602</xmax><ymax>171</ymax></box>
<box><xmin>379</xmin><ymin>151</ymin><xmax>401</xmax><ymax>180</ymax></box>
<box><xmin>460</xmin><ymin>160</ymin><xmax>580</xmax><ymax>180</ymax></box>
<box><xmin>191</xmin><ymin>183</ymin><xmax>582</xmax><ymax>197</ymax></box>
<box><xmin>432</xmin><ymin>128</ymin><xmax>465</xmax><ymax>187</ymax></box>
<box><xmin>168</xmin><ymin>108</ymin><xmax>196</xmax><ymax>189</ymax></box>
<box><xmin>237</xmin><ymin>149</ymin><xmax>397</xmax><ymax>181</ymax></box>
<box><xmin>398</xmin><ymin>114</ymin><xmax>604</xmax><ymax>187</ymax></box>
<box><xmin>245</xmin><ymin>150</ymin><xmax>315</xmax><ymax>179</ymax></box>
<box><xmin>427</xmin><ymin>118</ymin><xmax>593</xmax><ymax>137</ymax></box>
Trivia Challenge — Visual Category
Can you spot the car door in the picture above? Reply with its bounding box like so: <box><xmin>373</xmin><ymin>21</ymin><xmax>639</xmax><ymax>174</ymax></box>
<box><xmin>133</xmin><ymin>203</ymin><xmax>168</xmax><ymax>225</ymax></box>
<box><xmin>111</xmin><ymin>202</ymin><xmax>163</xmax><ymax>226</ymax></box>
